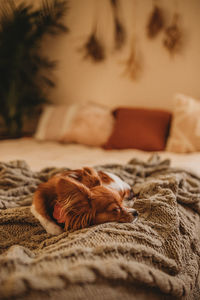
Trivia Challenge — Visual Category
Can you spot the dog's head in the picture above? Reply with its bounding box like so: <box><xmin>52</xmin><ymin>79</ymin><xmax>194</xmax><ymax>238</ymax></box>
<box><xmin>53</xmin><ymin>177</ymin><xmax>138</xmax><ymax>230</ymax></box>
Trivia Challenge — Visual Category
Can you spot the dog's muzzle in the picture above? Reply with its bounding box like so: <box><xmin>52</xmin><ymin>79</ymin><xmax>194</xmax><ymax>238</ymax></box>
<box><xmin>127</xmin><ymin>208</ymin><xmax>138</xmax><ymax>222</ymax></box>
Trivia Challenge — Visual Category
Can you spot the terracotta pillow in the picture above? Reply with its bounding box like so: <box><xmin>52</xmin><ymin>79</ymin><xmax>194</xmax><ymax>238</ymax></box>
<box><xmin>166</xmin><ymin>94</ymin><xmax>200</xmax><ymax>153</ymax></box>
<box><xmin>103</xmin><ymin>107</ymin><xmax>171</xmax><ymax>151</ymax></box>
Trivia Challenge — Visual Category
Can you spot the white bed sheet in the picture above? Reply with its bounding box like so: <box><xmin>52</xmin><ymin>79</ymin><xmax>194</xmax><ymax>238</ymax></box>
<box><xmin>0</xmin><ymin>138</ymin><xmax>200</xmax><ymax>175</ymax></box>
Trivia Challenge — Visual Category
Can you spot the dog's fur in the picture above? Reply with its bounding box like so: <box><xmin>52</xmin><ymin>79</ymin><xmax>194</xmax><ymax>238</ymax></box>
<box><xmin>31</xmin><ymin>167</ymin><xmax>138</xmax><ymax>234</ymax></box>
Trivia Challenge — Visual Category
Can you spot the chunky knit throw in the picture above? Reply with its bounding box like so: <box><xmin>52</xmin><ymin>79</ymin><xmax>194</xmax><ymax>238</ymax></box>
<box><xmin>0</xmin><ymin>155</ymin><xmax>200</xmax><ymax>300</ymax></box>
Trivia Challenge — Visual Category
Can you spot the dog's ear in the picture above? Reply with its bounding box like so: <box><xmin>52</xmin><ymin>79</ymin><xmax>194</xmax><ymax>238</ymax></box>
<box><xmin>56</xmin><ymin>178</ymin><xmax>94</xmax><ymax>231</ymax></box>
<box><xmin>64</xmin><ymin>170</ymin><xmax>82</xmax><ymax>181</ymax></box>
<box><xmin>82</xmin><ymin>167</ymin><xmax>101</xmax><ymax>187</ymax></box>
<box><xmin>83</xmin><ymin>167</ymin><xmax>99</xmax><ymax>180</ymax></box>
<box><xmin>83</xmin><ymin>167</ymin><xmax>93</xmax><ymax>175</ymax></box>
<box><xmin>98</xmin><ymin>171</ymin><xmax>112</xmax><ymax>184</ymax></box>
<box><xmin>65</xmin><ymin>168</ymin><xmax>95</xmax><ymax>181</ymax></box>
<box><xmin>56</xmin><ymin>177</ymin><xmax>92</xmax><ymax>202</ymax></box>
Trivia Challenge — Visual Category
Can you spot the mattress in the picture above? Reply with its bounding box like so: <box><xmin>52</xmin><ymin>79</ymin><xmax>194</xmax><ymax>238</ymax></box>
<box><xmin>0</xmin><ymin>138</ymin><xmax>200</xmax><ymax>175</ymax></box>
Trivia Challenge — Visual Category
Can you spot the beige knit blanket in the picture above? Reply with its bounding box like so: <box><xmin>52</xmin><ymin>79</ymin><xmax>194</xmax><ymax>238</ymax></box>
<box><xmin>0</xmin><ymin>155</ymin><xmax>200</xmax><ymax>300</ymax></box>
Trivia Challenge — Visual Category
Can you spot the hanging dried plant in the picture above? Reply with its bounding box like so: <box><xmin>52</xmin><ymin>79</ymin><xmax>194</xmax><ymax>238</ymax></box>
<box><xmin>81</xmin><ymin>30</ymin><xmax>105</xmax><ymax>62</ymax></box>
<box><xmin>114</xmin><ymin>17</ymin><xmax>126</xmax><ymax>50</ymax></box>
<box><xmin>110</xmin><ymin>0</ymin><xmax>117</xmax><ymax>6</ymax></box>
<box><xmin>80</xmin><ymin>0</ymin><xmax>106</xmax><ymax>63</ymax></box>
<box><xmin>110</xmin><ymin>0</ymin><xmax>126</xmax><ymax>50</ymax></box>
<box><xmin>147</xmin><ymin>5</ymin><xmax>164</xmax><ymax>38</ymax></box>
<box><xmin>163</xmin><ymin>14</ymin><xmax>182</xmax><ymax>54</ymax></box>
<box><xmin>121</xmin><ymin>38</ymin><xmax>143</xmax><ymax>80</ymax></box>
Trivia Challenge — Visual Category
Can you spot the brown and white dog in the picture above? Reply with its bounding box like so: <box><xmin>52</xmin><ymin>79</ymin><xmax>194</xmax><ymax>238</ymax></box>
<box><xmin>31</xmin><ymin>167</ymin><xmax>138</xmax><ymax>235</ymax></box>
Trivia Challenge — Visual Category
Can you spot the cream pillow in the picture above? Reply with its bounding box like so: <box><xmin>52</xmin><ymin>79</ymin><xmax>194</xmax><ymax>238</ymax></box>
<box><xmin>35</xmin><ymin>104</ymin><xmax>78</xmax><ymax>141</ymax></box>
<box><xmin>60</xmin><ymin>102</ymin><xmax>115</xmax><ymax>146</ymax></box>
<box><xmin>166</xmin><ymin>94</ymin><xmax>200</xmax><ymax>153</ymax></box>
<box><xmin>35</xmin><ymin>103</ymin><xmax>115</xmax><ymax>146</ymax></box>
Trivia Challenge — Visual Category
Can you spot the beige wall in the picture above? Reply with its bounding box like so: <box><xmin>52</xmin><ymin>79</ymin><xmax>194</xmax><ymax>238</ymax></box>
<box><xmin>39</xmin><ymin>0</ymin><xmax>200</xmax><ymax>110</ymax></box>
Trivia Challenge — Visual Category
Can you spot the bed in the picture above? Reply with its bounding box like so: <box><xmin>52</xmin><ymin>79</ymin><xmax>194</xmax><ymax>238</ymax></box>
<box><xmin>1</xmin><ymin>137</ymin><xmax>200</xmax><ymax>174</ymax></box>
<box><xmin>0</xmin><ymin>137</ymin><xmax>200</xmax><ymax>300</ymax></box>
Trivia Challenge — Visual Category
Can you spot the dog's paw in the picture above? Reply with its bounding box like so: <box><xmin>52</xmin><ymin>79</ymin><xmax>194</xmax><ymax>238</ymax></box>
<box><xmin>45</xmin><ymin>223</ymin><xmax>63</xmax><ymax>235</ymax></box>
<box><xmin>31</xmin><ymin>204</ymin><xmax>63</xmax><ymax>235</ymax></box>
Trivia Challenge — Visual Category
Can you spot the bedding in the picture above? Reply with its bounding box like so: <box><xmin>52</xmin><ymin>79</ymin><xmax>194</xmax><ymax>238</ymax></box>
<box><xmin>0</xmin><ymin>154</ymin><xmax>200</xmax><ymax>299</ymax></box>
<box><xmin>1</xmin><ymin>138</ymin><xmax>200</xmax><ymax>174</ymax></box>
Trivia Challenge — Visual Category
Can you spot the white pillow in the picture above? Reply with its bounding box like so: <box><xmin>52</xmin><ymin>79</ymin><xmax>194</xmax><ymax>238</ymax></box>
<box><xmin>35</xmin><ymin>104</ymin><xmax>78</xmax><ymax>141</ymax></box>
<box><xmin>166</xmin><ymin>94</ymin><xmax>200</xmax><ymax>153</ymax></box>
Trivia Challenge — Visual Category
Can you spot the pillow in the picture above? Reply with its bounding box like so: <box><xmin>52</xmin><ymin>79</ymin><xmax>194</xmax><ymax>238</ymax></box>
<box><xmin>166</xmin><ymin>94</ymin><xmax>200</xmax><ymax>153</ymax></box>
<box><xmin>103</xmin><ymin>107</ymin><xmax>171</xmax><ymax>151</ymax></box>
<box><xmin>35</xmin><ymin>103</ymin><xmax>114</xmax><ymax>146</ymax></box>
<box><xmin>60</xmin><ymin>103</ymin><xmax>115</xmax><ymax>146</ymax></box>
<box><xmin>35</xmin><ymin>104</ymin><xmax>78</xmax><ymax>141</ymax></box>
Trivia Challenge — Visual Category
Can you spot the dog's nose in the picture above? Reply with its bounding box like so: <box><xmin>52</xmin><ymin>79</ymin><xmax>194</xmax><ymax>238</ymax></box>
<box><xmin>128</xmin><ymin>208</ymin><xmax>138</xmax><ymax>217</ymax></box>
<box><xmin>131</xmin><ymin>209</ymin><xmax>138</xmax><ymax>217</ymax></box>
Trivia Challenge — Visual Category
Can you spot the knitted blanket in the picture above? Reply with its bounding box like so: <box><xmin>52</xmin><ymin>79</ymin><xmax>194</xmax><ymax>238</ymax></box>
<box><xmin>0</xmin><ymin>155</ymin><xmax>200</xmax><ymax>300</ymax></box>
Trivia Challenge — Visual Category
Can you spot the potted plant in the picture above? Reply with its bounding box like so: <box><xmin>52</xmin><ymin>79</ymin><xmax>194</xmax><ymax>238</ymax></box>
<box><xmin>0</xmin><ymin>0</ymin><xmax>69</xmax><ymax>138</ymax></box>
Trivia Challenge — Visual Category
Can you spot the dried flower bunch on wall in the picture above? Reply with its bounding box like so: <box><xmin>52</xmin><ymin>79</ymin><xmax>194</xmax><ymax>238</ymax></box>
<box><xmin>147</xmin><ymin>5</ymin><xmax>164</xmax><ymax>38</ymax></box>
<box><xmin>146</xmin><ymin>0</ymin><xmax>184</xmax><ymax>55</ymax></box>
<box><xmin>80</xmin><ymin>0</ymin><xmax>106</xmax><ymax>63</ymax></box>
<box><xmin>163</xmin><ymin>13</ymin><xmax>183</xmax><ymax>55</ymax></box>
<box><xmin>121</xmin><ymin>37</ymin><xmax>143</xmax><ymax>80</ymax></box>
<box><xmin>110</xmin><ymin>0</ymin><xmax>126</xmax><ymax>50</ymax></box>
<box><xmin>120</xmin><ymin>0</ymin><xmax>143</xmax><ymax>82</ymax></box>
<box><xmin>81</xmin><ymin>30</ymin><xmax>105</xmax><ymax>62</ymax></box>
<box><xmin>81</xmin><ymin>0</ymin><xmax>127</xmax><ymax>62</ymax></box>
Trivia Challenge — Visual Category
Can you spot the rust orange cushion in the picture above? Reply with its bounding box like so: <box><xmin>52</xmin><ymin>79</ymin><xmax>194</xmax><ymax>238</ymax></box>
<box><xmin>103</xmin><ymin>108</ymin><xmax>171</xmax><ymax>151</ymax></box>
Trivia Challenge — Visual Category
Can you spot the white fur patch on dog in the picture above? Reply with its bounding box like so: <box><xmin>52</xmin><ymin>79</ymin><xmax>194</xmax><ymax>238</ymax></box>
<box><xmin>30</xmin><ymin>204</ymin><xmax>63</xmax><ymax>235</ymax></box>
<box><xmin>104</xmin><ymin>171</ymin><xmax>131</xmax><ymax>192</ymax></box>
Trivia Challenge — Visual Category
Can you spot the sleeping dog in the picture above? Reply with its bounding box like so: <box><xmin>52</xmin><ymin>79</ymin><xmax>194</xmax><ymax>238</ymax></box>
<box><xmin>31</xmin><ymin>167</ymin><xmax>138</xmax><ymax>234</ymax></box>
